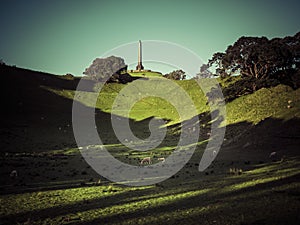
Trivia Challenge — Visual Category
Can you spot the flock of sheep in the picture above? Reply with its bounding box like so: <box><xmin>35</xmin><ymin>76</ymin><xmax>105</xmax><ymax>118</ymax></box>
<box><xmin>9</xmin><ymin>151</ymin><xmax>280</xmax><ymax>178</ymax></box>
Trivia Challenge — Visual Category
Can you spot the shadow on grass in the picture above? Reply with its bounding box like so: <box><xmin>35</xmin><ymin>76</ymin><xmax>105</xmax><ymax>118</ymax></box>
<box><xmin>81</xmin><ymin>172</ymin><xmax>300</xmax><ymax>225</ymax></box>
<box><xmin>1</xmin><ymin>166</ymin><xmax>299</xmax><ymax>224</ymax></box>
<box><xmin>1</xmin><ymin>64</ymin><xmax>300</xmax><ymax>224</ymax></box>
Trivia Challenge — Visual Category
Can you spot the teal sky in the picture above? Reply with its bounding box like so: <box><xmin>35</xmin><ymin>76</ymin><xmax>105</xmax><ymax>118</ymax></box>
<box><xmin>0</xmin><ymin>0</ymin><xmax>299</xmax><ymax>76</ymax></box>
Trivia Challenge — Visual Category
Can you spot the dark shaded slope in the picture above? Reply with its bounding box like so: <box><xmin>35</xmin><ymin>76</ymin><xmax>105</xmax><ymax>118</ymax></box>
<box><xmin>0</xmin><ymin>65</ymin><xmax>97</xmax><ymax>152</ymax></box>
<box><xmin>0</xmin><ymin>65</ymin><xmax>95</xmax><ymax>114</ymax></box>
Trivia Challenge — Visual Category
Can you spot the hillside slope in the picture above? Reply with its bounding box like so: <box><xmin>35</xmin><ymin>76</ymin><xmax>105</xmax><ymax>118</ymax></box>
<box><xmin>0</xmin><ymin>65</ymin><xmax>299</xmax><ymax>225</ymax></box>
<box><xmin>1</xmin><ymin>64</ymin><xmax>300</xmax><ymax>154</ymax></box>
<box><xmin>0</xmin><ymin>65</ymin><xmax>95</xmax><ymax>152</ymax></box>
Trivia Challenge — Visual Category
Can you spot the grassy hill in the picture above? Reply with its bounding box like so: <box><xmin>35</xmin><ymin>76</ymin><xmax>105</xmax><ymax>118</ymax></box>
<box><xmin>128</xmin><ymin>71</ymin><xmax>163</xmax><ymax>78</ymax></box>
<box><xmin>46</xmin><ymin>75</ymin><xmax>300</xmax><ymax>125</ymax></box>
<box><xmin>0</xmin><ymin>65</ymin><xmax>299</xmax><ymax>225</ymax></box>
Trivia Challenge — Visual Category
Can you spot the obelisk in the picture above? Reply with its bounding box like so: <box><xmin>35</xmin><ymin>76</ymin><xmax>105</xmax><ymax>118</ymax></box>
<box><xmin>136</xmin><ymin>40</ymin><xmax>144</xmax><ymax>71</ymax></box>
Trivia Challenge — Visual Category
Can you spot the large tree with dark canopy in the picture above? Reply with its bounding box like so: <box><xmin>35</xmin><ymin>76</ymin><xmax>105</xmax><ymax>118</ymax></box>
<box><xmin>199</xmin><ymin>32</ymin><xmax>300</xmax><ymax>101</ymax></box>
<box><xmin>83</xmin><ymin>56</ymin><xmax>128</xmax><ymax>82</ymax></box>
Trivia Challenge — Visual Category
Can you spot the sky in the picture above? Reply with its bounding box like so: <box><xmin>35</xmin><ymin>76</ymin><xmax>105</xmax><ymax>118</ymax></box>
<box><xmin>0</xmin><ymin>0</ymin><xmax>300</xmax><ymax>76</ymax></box>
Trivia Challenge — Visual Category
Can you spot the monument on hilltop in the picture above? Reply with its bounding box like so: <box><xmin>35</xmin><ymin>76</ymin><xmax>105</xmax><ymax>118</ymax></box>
<box><xmin>128</xmin><ymin>40</ymin><xmax>156</xmax><ymax>74</ymax></box>
<box><xmin>136</xmin><ymin>40</ymin><xmax>144</xmax><ymax>71</ymax></box>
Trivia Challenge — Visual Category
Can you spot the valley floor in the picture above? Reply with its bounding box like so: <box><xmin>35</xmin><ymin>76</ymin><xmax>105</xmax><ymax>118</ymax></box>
<box><xmin>1</xmin><ymin>133</ymin><xmax>299</xmax><ymax>225</ymax></box>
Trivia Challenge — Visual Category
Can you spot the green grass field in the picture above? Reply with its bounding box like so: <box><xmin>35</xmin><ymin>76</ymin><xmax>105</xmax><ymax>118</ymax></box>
<box><xmin>127</xmin><ymin>71</ymin><xmax>163</xmax><ymax>78</ymax></box>
<box><xmin>47</xmin><ymin>77</ymin><xmax>300</xmax><ymax>125</ymax></box>
<box><xmin>1</xmin><ymin>155</ymin><xmax>299</xmax><ymax>224</ymax></box>
<box><xmin>0</xmin><ymin>66</ymin><xmax>299</xmax><ymax>225</ymax></box>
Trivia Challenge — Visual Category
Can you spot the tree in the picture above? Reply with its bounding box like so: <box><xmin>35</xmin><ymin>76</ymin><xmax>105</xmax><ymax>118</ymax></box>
<box><xmin>197</xmin><ymin>64</ymin><xmax>214</xmax><ymax>78</ymax></box>
<box><xmin>201</xmin><ymin>32</ymin><xmax>300</xmax><ymax>101</ymax></box>
<box><xmin>203</xmin><ymin>33</ymin><xmax>299</xmax><ymax>81</ymax></box>
<box><xmin>83</xmin><ymin>56</ymin><xmax>128</xmax><ymax>82</ymax></box>
<box><xmin>164</xmin><ymin>70</ymin><xmax>186</xmax><ymax>80</ymax></box>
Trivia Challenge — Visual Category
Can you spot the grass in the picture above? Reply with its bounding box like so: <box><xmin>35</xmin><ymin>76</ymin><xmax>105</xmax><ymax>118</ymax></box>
<box><xmin>45</xmin><ymin>78</ymin><xmax>300</xmax><ymax>126</ymax></box>
<box><xmin>127</xmin><ymin>71</ymin><xmax>163</xmax><ymax>78</ymax></box>
<box><xmin>1</xmin><ymin>158</ymin><xmax>299</xmax><ymax>224</ymax></box>
<box><xmin>226</xmin><ymin>84</ymin><xmax>300</xmax><ymax>124</ymax></box>
<box><xmin>0</xmin><ymin>185</ymin><xmax>150</xmax><ymax>217</ymax></box>
<box><xmin>1</xmin><ymin>65</ymin><xmax>300</xmax><ymax>225</ymax></box>
<box><xmin>45</xmin><ymin>79</ymin><xmax>209</xmax><ymax>124</ymax></box>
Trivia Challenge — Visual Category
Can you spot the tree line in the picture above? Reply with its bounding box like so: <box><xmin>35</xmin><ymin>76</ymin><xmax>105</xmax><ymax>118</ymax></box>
<box><xmin>83</xmin><ymin>32</ymin><xmax>299</xmax><ymax>100</ymax></box>
<box><xmin>197</xmin><ymin>32</ymin><xmax>300</xmax><ymax>101</ymax></box>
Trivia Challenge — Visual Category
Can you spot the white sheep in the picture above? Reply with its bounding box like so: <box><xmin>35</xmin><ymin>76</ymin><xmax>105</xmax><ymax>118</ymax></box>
<box><xmin>157</xmin><ymin>157</ymin><xmax>165</xmax><ymax>163</ymax></box>
<box><xmin>140</xmin><ymin>157</ymin><xmax>152</xmax><ymax>165</ymax></box>
<box><xmin>212</xmin><ymin>150</ymin><xmax>217</xmax><ymax>156</ymax></box>
<box><xmin>10</xmin><ymin>170</ymin><xmax>18</xmax><ymax>177</ymax></box>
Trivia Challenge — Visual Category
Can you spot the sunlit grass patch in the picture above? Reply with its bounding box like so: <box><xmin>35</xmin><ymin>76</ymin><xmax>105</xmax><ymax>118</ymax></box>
<box><xmin>227</xmin><ymin>84</ymin><xmax>300</xmax><ymax>124</ymax></box>
<box><xmin>43</xmin><ymin>79</ymin><xmax>299</xmax><ymax>129</ymax></box>
<box><xmin>128</xmin><ymin>71</ymin><xmax>163</xmax><ymax>78</ymax></box>
<box><xmin>42</xmin><ymin>79</ymin><xmax>208</xmax><ymax>124</ymax></box>
<box><xmin>0</xmin><ymin>185</ymin><xmax>152</xmax><ymax>217</ymax></box>
<box><xmin>1</xmin><ymin>157</ymin><xmax>299</xmax><ymax>224</ymax></box>
<box><xmin>246</xmin><ymin>159</ymin><xmax>300</xmax><ymax>175</ymax></box>
<box><xmin>44</xmin><ymin>188</ymin><xmax>211</xmax><ymax>224</ymax></box>
<box><xmin>118</xmin><ymin>203</ymin><xmax>221</xmax><ymax>225</ymax></box>
<box><xmin>225</xmin><ymin>177</ymin><xmax>282</xmax><ymax>192</ymax></box>
<box><xmin>222</xmin><ymin>159</ymin><xmax>300</xmax><ymax>192</ymax></box>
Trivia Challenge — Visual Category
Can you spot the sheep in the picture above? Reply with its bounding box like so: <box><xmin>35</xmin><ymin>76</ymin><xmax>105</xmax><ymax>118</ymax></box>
<box><xmin>212</xmin><ymin>150</ymin><xmax>217</xmax><ymax>157</ymax></box>
<box><xmin>157</xmin><ymin>157</ymin><xmax>165</xmax><ymax>163</ymax></box>
<box><xmin>140</xmin><ymin>157</ymin><xmax>152</xmax><ymax>165</ymax></box>
<box><xmin>287</xmin><ymin>100</ymin><xmax>293</xmax><ymax>108</ymax></box>
<box><xmin>269</xmin><ymin>151</ymin><xmax>277</xmax><ymax>158</ymax></box>
<box><xmin>10</xmin><ymin>170</ymin><xmax>18</xmax><ymax>178</ymax></box>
